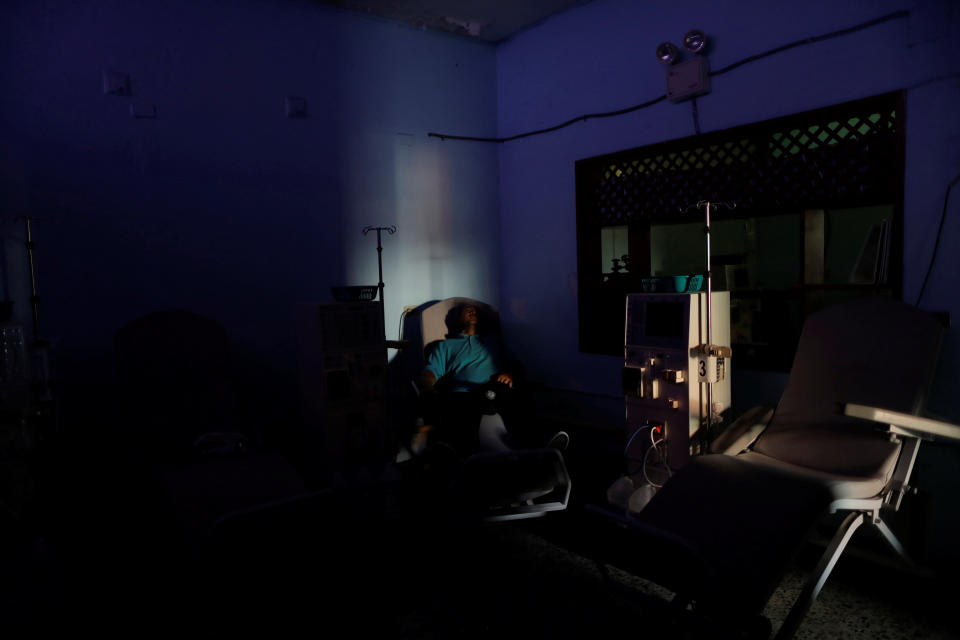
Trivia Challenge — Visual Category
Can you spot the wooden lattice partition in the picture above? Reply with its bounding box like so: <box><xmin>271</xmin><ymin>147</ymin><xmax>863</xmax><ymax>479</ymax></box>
<box><xmin>582</xmin><ymin>95</ymin><xmax>899</xmax><ymax>226</ymax></box>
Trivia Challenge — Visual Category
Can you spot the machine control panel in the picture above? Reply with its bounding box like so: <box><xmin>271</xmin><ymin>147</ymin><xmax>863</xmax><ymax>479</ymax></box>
<box><xmin>623</xmin><ymin>292</ymin><xmax>731</xmax><ymax>470</ymax></box>
<box><xmin>661</xmin><ymin>369</ymin><xmax>685</xmax><ymax>384</ymax></box>
<box><xmin>623</xmin><ymin>350</ymin><xmax>686</xmax><ymax>406</ymax></box>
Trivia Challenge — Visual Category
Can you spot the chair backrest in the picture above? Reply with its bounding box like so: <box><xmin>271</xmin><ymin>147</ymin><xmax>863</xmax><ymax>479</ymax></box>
<box><xmin>115</xmin><ymin>309</ymin><xmax>239</xmax><ymax>454</ymax></box>
<box><xmin>752</xmin><ymin>296</ymin><xmax>943</xmax><ymax>475</ymax></box>
<box><xmin>419</xmin><ymin>297</ymin><xmax>500</xmax><ymax>352</ymax></box>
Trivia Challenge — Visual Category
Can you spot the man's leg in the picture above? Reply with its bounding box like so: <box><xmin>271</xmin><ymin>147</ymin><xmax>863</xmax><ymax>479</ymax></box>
<box><xmin>494</xmin><ymin>383</ymin><xmax>569</xmax><ymax>451</ymax></box>
<box><xmin>430</xmin><ymin>392</ymin><xmax>482</xmax><ymax>456</ymax></box>
<box><xmin>492</xmin><ymin>383</ymin><xmax>556</xmax><ymax>449</ymax></box>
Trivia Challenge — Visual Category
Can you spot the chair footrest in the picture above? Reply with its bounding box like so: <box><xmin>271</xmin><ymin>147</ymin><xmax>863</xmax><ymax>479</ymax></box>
<box><xmin>599</xmin><ymin>454</ymin><xmax>835</xmax><ymax>618</ymax></box>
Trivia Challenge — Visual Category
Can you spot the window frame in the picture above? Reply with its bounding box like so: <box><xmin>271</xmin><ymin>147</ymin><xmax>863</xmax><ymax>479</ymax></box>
<box><xmin>574</xmin><ymin>91</ymin><xmax>905</xmax><ymax>365</ymax></box>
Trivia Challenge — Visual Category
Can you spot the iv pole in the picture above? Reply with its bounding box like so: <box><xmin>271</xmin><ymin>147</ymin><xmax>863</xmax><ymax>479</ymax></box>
<box><xmin>22</xmin><ymin>216</ymin><xmax>41</xmax><ymax>336</ymax></box>
<box><xmin>361</xmin><ymin>225</ymin><xmax>396</xmax><ymax>343</ymax></box>
<box><xmin>684</xmin><ymin>200</ymin><xmax>735</xmax><ymax>446</ymax></box>
<box><xmin>15</xmin><ymin>215</ymin><xmax>54</xmax><ymax>413</ymax></box>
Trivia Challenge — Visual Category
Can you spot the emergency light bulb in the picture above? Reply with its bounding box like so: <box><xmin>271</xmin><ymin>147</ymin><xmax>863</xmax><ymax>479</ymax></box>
<box><xmin>655</xmin><ymin>42</ymin><xmax>679</xmax><ymax>65</ymax></box>
<box><xmin>682</xmin><ymin>29</ymin><xmax>706</xmax><ymax>54</ymax></box>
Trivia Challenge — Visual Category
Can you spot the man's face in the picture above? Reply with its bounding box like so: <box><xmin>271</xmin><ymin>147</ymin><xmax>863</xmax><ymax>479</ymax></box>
<box><xmin>460</xmin><ymin>305</ymin><xmax>479</xmax><ymax>328</ymax></box>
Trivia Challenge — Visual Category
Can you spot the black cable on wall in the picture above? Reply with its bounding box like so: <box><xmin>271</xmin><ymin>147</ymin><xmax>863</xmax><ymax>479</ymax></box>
<box><xmin>915</xmin><ymin>171</ymin><xmax>960</xmax><ymax>307</ymax></box>
<box><xmin>427</xmin><ymin>9</ymin><xmax>910</xmax><ymax>144</ymax></box>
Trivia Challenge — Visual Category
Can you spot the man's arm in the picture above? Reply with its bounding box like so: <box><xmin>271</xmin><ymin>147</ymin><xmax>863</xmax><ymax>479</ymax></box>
<box><xmin>485</xmin><ymin>333</ymin><xmax>518</xmax><ymax>388</ymax></box>
<box><xmin>412</xmin><ymin>353</ymin><xmax>444</xmax><ymax>454</ymax></box>
<box><xmin>420</xmin><ymin>369</ymin><xmax>438</xmax><ymax>393</ymax></box>
<box><xmin>411</xmin><ymin>369</ymin><xmax>440</xmax><ymax>455</ymax></box>
<box><xmin>421</xmin><ymin>339</ymin><xmax>448</xmax><ymax>393</ymax></box>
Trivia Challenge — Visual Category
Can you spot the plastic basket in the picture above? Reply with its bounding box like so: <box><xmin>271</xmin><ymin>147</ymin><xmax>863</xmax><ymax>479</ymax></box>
<box><xmin>331</xmin><ymin>286</ymin><xmax>379</xmax><ymax>302</ymax></box>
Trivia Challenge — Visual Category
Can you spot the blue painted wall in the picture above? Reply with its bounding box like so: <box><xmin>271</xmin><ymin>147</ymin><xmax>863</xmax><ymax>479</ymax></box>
<box><xmin>496</xmin><ymin>0</ymin><xmax>959</xmax><ymax>410</ymax></box>
<box><xmin>0</xmin><ymin>0</ymin><xmax>499</xmax><ymax>420</ymax></box>
<box><xmin>495</xmin><ymin>0</ymin><xmax>960</xmax><ymax>562</ymax></box>
<box><xmin>3</xmin><ymin>0</ymin><xmax>959</xmax><ymax>564</ymax></box>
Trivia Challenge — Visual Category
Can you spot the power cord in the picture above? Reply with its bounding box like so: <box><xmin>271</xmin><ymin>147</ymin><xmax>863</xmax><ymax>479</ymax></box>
<box><xmin>691</xmin><ymin>97</ymin><xmax>701</xmax><ymax>135</ymax></box>
<box><xmin>642</xmin><ymin>433</ymin><xmax>671</xmax><ymax>488</ymax></box>
<box><xmin>431</xmin><ymin>95</ymin><xmax>667</xmax><ymax>143</ymax></box>
<box><xmin>915</xmin><ymin>171</ymin><xmax>960</xmax><ymax>306</ymax></box>
<box><xmin>624</xmin><ymin>423</ymin><xmax>653</xmax><ymax>457</ymax></box>
<box><xmin>428</xmin><ymin>10</ymin><xmax>909</xmax><ymax>144</ymax></box>
<box><xmin>623</xmin><ymin>423</ymin><xmax>671</xmax><ymax>487</ymax></box>
<box><xmin>708</xmin><ymin>10</ymin><xmax>908</xmax><ymax>78</ymax></box>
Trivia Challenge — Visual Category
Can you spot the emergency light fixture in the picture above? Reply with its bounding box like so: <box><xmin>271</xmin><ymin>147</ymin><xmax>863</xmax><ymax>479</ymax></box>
<box><xmin>655</xmin><ymin>29</ymin><xmax>711</xmax><ymax>102</ymax></box>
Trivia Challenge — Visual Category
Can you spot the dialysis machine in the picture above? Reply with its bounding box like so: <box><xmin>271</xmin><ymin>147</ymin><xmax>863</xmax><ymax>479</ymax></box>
<box><xmin>622</xmin><ymin>291</ymin><xmax>731</xmax><ymax>471</ymax></box>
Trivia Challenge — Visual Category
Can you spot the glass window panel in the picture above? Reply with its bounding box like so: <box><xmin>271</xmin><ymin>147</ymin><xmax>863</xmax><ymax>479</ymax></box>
<box><xmin>600</xmin><ymin>225</ymin><xmax>629</xmax><ymax>273</ymax></box>
<box><xmin>824</xmin><ymin>205</ymin><xmax>894</xmax><ymax>284</ymax></box>
<box><xmin>650</xmin><ymin>219</ymin><xmax>750</xmax><ymax>282</ymax></box>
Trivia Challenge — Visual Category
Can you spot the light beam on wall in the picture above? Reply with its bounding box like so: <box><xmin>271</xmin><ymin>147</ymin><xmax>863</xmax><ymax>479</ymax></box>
<box><xmin>344</xmin><ymin>134</ymin><xmax>491</xmax><ymax>359</ymax></box>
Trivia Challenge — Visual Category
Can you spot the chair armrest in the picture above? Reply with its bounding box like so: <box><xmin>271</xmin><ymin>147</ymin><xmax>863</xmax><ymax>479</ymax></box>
<box><xmin>709</xmin><ymin>404</ymin><xmax>774</xmax><ymax>454</ymax></box>
<box><xmin>844</xmin><ymin>403</ymin><xmax>960</xmax><ymax>442</ymax></box>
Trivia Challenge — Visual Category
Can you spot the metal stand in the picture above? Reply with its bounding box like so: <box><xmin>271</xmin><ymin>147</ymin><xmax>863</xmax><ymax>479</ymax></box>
<box><xmin>22</xmin><ymin>216</ymin><xmax>41</xmax><ymax>337</ymax></box>
<box><xmin>16</xmin><ymin>216</ymin><xmax>54</xmax><ymax>424</ymax></box>
<box><xmin>683</xmin><ymin>200</ymin><xmax>735</xmax><ymax>441</ymax></box>
<box><xmin>361</xmin><ymin>225</ymin><xmax>396</xmax><ymax>342</ymax></box>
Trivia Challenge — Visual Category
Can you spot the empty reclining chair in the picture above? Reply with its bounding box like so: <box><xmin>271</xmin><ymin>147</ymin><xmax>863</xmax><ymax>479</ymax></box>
<box><xmin>589</xmin><ymin>296</ymin><xmax>960</xmax><ymax>639</ymax></box>
<box><xmin>115</xmin><ymin>309</ymin><xmax>309</xmax><ymax>551</ymax></box>
<box><xmin>114</xmin><ymin>309</ymin><xmax>251</xmax><ymax>462</ymax></box>
<box><xmin>413</xmin><ymin>297</ymin><xmax>570</xmax><ymax>521</ymax></box>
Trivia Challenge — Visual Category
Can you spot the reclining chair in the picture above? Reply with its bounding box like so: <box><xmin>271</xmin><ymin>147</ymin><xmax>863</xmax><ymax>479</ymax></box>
<box><xmin>409</xmin><ymin>297</ymin><xmax>571</xmax><ymax>522</ymax></box>
<box><xmin>114</xmin><ymin>309</ymin><xmax>254</xmax><ymax>461</ymax></box>
<box><xmin>588</xmin><ymin>296</ymin><xmax>960</xmax><ymax>639</ymax></box>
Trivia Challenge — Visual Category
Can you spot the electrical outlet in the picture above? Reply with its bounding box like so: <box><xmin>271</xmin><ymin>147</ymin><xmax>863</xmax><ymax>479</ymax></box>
<box><xmin>285</xmin><ymin>96</ymin><xmax>307</xmax><ymax>118</ymax></box>
<box><xmin>102</xmin><ymin>70</ymin><xmax>131</xmax><ymax>96</ymax></box>
<box><xmin>129</xmin><ymin>104</ymin><xmax>156</xmax><ymax>119</ymax></box>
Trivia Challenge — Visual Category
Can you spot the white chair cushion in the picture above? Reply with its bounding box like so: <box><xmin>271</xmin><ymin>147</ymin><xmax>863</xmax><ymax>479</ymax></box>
<box><xmin>736</xmin><ymin>450</ymin><xmax>891</xmax><ymax>500</ymax></box>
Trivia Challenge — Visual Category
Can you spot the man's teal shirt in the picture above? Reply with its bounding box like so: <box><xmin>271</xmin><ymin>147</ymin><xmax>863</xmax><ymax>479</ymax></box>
<box><xmin>425</xmin><ymin>333</ymin><xmax>502</xmax><ymax>392</ymax></box>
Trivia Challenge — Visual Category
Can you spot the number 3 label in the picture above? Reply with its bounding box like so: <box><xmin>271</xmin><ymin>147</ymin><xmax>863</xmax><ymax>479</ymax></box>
<box><xmin>699</xmin><ymin>360</ymin><xmax>707</xmax><ymax>377</ymax></box>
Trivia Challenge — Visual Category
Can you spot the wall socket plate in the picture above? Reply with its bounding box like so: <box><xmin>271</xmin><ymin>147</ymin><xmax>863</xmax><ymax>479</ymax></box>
<box><xmin>285</xmin><ymin>96</ymin><xmax>307</xmax><ymax>118</ymax></box>
<box><xmin>102</xmin><ymin>70</ymin><xmax>131</xmax><ymax>96</ymax></box>
<box><xmin>129</xmin><ymin>104</ymin><xmax>157</xmax><ymax>119</ymax></box>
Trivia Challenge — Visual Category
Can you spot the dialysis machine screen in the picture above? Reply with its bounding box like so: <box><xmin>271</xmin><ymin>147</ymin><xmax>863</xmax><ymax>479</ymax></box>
<box><xmin>645</xmin><ymin>302</ymin><xmax>685</xmax><ymax>339</ymax></box>
<box><xmin>626</xmin><ymin>298</ymin><xmax>688</xmax><ymax>349</ymax></box>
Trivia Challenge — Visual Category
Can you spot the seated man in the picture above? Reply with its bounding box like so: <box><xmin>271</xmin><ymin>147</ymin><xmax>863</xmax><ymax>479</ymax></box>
<box><xmin>412</xmin><ymin>303</ymin><xmax>568</xmax><ymax>457</ymax></box>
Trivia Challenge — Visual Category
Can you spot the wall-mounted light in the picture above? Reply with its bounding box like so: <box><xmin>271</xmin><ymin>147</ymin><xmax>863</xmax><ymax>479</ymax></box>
<box><xmin>655</xmin><ymin>42</ymin><xmax>679</xmax><ymax>65</ymax></box>
<box><xmin>682</xmin><ymin>29</ymin><xmax>707</xmax><ymax>54</ymax></box>
<box><xmin>654</xmin><ymin>30</ymin><xmax>711</xmax><ymax>102</ymax></box>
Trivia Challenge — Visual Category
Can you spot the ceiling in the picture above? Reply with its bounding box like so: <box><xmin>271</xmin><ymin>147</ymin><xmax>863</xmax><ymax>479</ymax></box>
<box><xmin>314</xmin><ymin>0</ymin><xmax>587</xmax><ymax>43</ymax></box>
